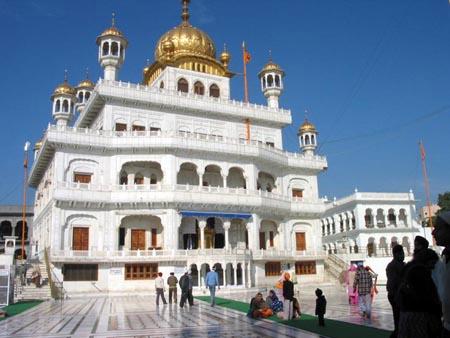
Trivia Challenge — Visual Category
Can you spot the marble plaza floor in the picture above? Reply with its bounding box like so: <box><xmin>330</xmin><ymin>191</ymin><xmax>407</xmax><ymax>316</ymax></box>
<box><xmin>0</xmin><ymin>285</ymin><xmax>393</xmax><ymax>338</ymax></box>
<box><xmin>0</xmin><ymin>295</ymin><xmax>322</xmax><ymax>338</ymax></box>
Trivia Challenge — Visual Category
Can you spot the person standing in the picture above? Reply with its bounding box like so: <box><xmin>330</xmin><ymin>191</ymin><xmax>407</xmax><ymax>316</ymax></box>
<box><xmin>315</xmin><ymin>288</ymin><xmax>327</xmax><ymax>326</ymax></box>
<box><xmin>282</xmin><ymin>272</ymin><xmax>295</xmax><ymax>320</ymax></box>
<box><xmin>179</xmin><ymin>270</ymin><xmax>190</xmax><ymax>308</ymax></box>
<box><xmin>205</xmin><ymin>266</ymin><xmax>220</xmax><ymax>307</ymax></box>
<box><xmin>187</xmin><ymin>269</ymin><xmax>194</xmax><ymax>306</ymax></box>
<box><xmin>386</xmin><ymin>244</ymin><xmax>405</xmax><ymax>338</ymax></box>
<box><xmin>353</xmin><ymin>263</ymin><xmax>374</xmax><ymax>319</ymax></box>
<box><xmin>432</xmin><ymin>211</ymin><xmax>450</xmax><ymax>337</ymax></box>
<box><xmin>167</xmin><ymin>272</ymin><xmax>178</xmax><ymax>305</ymax></box>
<box><xmin>155</xmin><ymin>272</ymin><xmax>167</xmax><ymax>306</ymax></box>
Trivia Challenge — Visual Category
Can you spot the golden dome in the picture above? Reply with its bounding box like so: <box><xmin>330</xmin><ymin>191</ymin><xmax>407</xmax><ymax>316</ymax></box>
<box><xmin>77</xmin><ymin>78</ymin><xmax>95</xmax><ymax>89</ymax></box>
<box><xmin>154</xmin><ymin>23</ymin><xmax>216</xmax><ymax>62</ymax></box>
<box><xmin>259</xmin><ymin>60</ymin><xmax>284</xmax><ymax>77</ymax></box>
<box><xmin>298</xmin><ymin>119</ymin><xmax>317</xmax><ymax>134</ymax></box>
<box><xmin>51</xmin><ymin>81</ymin><xmax>75</xmax><ymax>99</ymax></box>
<box><xmin>96</xmin><ymin>14</ymin><xmax>127</xmax><ymax>46</ymax></box>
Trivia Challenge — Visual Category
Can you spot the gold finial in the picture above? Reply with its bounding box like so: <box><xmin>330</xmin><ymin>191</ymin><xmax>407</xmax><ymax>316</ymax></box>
<box><xmin>85</xmin><ymin>68</ymin><xmax>89</xmax><ymax>79</ymax></box>
<box><xmin>112</xmin><ymin>12</ymin><xmax>116</xmax><ymax>27</ymax></box>
<box><xmin>64</xmin><ymin>69</ymin><xmax>68</xmax><ymax>82</ymax></box>
<box><xmin>220</xmin><ymin>43</ymin><xmax>231</xmax><ymax>68</ymax></box>
<box><xmin>181</xmin><ymin>0</ymin><xmax>190</xmax><ymax>25</ymax></box>
<box><xmin>223</xmin><ymin>43</ymin><xmax>227</xmax><ymax>51</ymax></box>
<box><xmin>269</xmin><ymin>49</ymin><xmax>272</xmax><ymax>61</ymax></box>
<box><xmin>146</xmin><ymin>58</ymin><xmax>150</xmax><ymax>66</ymax></box>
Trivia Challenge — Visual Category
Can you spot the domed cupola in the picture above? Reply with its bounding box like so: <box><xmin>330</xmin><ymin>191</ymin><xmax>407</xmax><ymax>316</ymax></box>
<box><xmin>75</xmin><ymin>70</ymin><xmax>95</xmax><ymax>113</ymax></box>
<box><xmin>298</xmin><ymin>118</ymin><xmax>318</xmax><ymax>156</ymax></box>
<box><xmin>143</xmin><ymin>0</ymin><xmax>233</xmax><ymax>85</ymax></box>
<box><xmin>51</xmin><ymin>71</ymin><xmax>76</xmax><ymax>127</ymax></box>
<box><xmin>258</xmin><ymin>54</ymin><xmax>285</xmax><ymax>108</ymax></box>
<box><xmin>96</xmin><ymin>13</ymin><xmax>128</xmax><ymax>81</ymax></box>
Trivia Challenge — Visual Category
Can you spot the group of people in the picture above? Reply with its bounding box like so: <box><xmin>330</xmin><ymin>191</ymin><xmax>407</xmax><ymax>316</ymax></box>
<box><xmin>385</xmin><ymin>211</ymin><xmax>450</xmax><ymax>338</ymax></box>
<box><xmin>154</xmin><ymin>266</ymin><xmax>221</xmax><ymax>308</ymax></box>
<box><xmin>247</xmin><ymin>272</ymin><xmax>327</xmax><ymax>326</ymax></box>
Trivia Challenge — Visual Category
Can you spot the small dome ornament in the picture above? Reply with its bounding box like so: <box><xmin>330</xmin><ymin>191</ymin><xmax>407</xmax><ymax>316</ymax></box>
<box><xmin>220</xmin><ymin>44</ymin><xmax>231</xmax><ymax>68</ymax></box>
<box><xmin>51</xmin><ymin>70</ymin><xmax>75</xmax><ymax>99</ymax></box>
<box><xmin>298</xmin><ymin>119</ymin><xmax>317</xmax><ymax>134</ymax></box>
<box><xmin>96</xmin><ymin>13</ymin><xmax>128</xmax><ymax>47</ymax></box>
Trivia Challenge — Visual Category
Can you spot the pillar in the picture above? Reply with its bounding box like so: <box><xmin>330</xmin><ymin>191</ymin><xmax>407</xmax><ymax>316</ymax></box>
<box><xmin>247</xmin><ymin>262</ymin><xmax>252</xmax><ymax>287</ymax></box>
<box><xmin>197</xmin><ymin>170</ymin><xmax>204</xmax><ymax>189</ymax></box>
<box><xmin>233</xmin><ymin>263</ymin><xmax>237</xmax><ymax>286</ymax></box>
<box><xmin>199</xmin><ymin>219</ymin><xmax>206</xmax><ymax>249</ymax></box>
<box><xmin>222</xmin><ymin>174</ymin><xmax>227</xmax><ymax>188</ymax></box>
<box><xmin>242</xmin><ymin>262</ymin><xmax>246</xmax><ymax>287</ymax></box>
<box><xmin>223</xmin><ymin>220</ymin><xmax>231</xmax><ymax>250</ymax></box>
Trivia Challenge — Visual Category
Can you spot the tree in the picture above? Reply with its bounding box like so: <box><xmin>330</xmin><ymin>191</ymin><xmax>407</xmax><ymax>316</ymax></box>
<box><xmin>437</xmin><ymin>192</ymin><xmax>450</xmax><ymax>214</ymax></box>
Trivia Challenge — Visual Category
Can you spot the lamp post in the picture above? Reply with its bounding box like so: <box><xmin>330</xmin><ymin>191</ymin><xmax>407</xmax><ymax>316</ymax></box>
<box><xmin>21</xmin><ymin>141</ymin><xmax>30</xmax><ymax>260</ymax></box>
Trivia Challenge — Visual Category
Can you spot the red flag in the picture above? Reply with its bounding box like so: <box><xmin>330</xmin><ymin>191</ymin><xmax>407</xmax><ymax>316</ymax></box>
<box><xmin>244</xmin><ymin>50</ymin><xmax>251</xmax><ymax>64</ymax></box>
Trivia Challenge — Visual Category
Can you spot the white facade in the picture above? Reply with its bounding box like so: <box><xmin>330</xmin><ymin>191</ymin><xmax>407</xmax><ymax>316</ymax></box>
<box><xmin>28</xmin><ymin>7</ymin><xmax>329</xmax><ymax>293</ymax></box>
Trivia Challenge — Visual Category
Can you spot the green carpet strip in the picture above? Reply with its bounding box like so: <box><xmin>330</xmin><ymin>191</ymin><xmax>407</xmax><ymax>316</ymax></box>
<box><xmin>195</xmin><ymin>296</ymin><xmax>390</xmax><ymax>338</ymax></box>
<box><xmin>0</xmin><ymin>300</ymin><xmax>43</xmax><ymax>321</ymax></box>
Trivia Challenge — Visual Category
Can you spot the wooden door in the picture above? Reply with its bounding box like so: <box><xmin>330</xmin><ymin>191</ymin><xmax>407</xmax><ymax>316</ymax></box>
<box><xmin>295</xmin><ymin>232</ymin><xmax>306</xmax><ymax>251</ymax></box>
<box><xmin>131</xmin><ymin>229</ymin><xmax>146</xmax><ymax>250</ymax></box>
<box><xmin>73</xmin><ymin>227</ymin><xmax>89</xmax><ymax>251</ymax></box>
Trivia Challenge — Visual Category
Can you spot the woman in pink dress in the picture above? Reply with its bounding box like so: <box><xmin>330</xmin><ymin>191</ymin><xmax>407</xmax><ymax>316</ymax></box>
<box><xmin>346</xmin><ymin>264</ymin><xmax>358</xmax><ymax>305</ymax></box>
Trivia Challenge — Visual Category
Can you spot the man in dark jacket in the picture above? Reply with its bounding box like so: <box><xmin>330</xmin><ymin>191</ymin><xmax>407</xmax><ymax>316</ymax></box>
<box><xmin>179</xmin><ymin>270</ymin><xmax>190</xmax><ymax>308</ymax></box>
<box><xmin>315</xmin><ymin>288</ymin><xmax>327</xmax><ymax>326</ymax></box>
<box><xmin>386</xmin><ymin>244</ymin><xmax>405</xmax><ymax>338</ymax></box>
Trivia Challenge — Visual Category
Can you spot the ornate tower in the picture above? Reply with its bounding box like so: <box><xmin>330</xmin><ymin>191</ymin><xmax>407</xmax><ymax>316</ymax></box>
<box><xmin>51</xmin><ymin>72</ymin><xmax>76</xmax><ymax>127</ymax></box>
<box><xmin>258</xmin><ymin>57</ymin><xmax>284</xmax><ymax>109</ymax></box>
<box><xmin>96</xmin><ymin>14</ymin><xmax>128</xmax><ymax>81</ymax></box>
<box><xmin>75</xmin><ymin>71</ymin><xmax>95</xmax><ymax>113</ymax></box>
<box><xmin>298</xmin><ymin>119</ymin><xmax>318</xmax><ymax>156</ymax></box>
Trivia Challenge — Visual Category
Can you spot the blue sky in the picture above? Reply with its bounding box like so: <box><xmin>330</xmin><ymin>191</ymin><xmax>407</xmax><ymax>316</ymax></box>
<box><xmin>0</xmin><ymin>0</ymin><xmax>449</xmax><ymax>208</ymax></box>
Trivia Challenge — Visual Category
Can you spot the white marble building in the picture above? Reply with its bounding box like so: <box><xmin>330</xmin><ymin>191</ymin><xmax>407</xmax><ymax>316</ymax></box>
<box><xmin>320</xmin><ymin>190</ymin><xmax>430</xmax><ymax>280</ymax></box>
<box><xmin>28</xmin><ymin>2</ymin><xmax>329</xmax><ymax>293</ymax></box>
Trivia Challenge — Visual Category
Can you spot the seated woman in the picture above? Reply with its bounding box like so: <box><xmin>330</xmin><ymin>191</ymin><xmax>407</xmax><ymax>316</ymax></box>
<box><xmin>248</xmin><ymin>292</ymin><xmax>273</xmax><ymax>319</ymax></box>
<box><xmin>266</xmin><ymin>290</ymin><xmax>283</xmax><ymax>313</ymax></box>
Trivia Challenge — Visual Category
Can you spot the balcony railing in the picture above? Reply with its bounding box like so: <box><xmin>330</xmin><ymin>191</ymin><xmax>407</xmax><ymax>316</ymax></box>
<box><xmin>54</xmin><ymin>181</ymin><xmax>326</xmax><ymax>215</ymax></box>
<box><xmin>50</xmin><ymin>248</ymin><xmax>322</xmax><ymax>262</ymax></box>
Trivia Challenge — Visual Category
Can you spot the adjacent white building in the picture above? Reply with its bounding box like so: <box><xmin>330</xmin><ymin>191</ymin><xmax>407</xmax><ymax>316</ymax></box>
<box><xmin>29</xmin><ymin>2</ymin><xmax>329</xmax><ymax>293</ymax></box>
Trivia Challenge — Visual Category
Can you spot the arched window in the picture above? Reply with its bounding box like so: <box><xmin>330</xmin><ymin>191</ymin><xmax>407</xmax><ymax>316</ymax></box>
<box><xmin>85</xmin><ymin>92</ymin><xmax>90</xmax><ymax>101</ymax></box>
<box><xmin>111</xmin><ymin>42</ymin><xmax>119</xmax><ymax>56</ymax></box>
<box><xmin>275</xmin><ymin>75</ymin><xmax>280</xmax><ymax>87</ymax></box>
<box><xmin>311</xmin><ymin>135</ymin><xmax>316</xmax><ymax>145</ymax></box>
<box><xmin>305</xmin><ymin>135</ymin><xmax>310</xmax><ymax>145</ymax></box>
<box><xmin>209</xmin><ymin>84</ymin><xmax>220</xmax><ymax>98</ymax></box>
<box><xmin>62</xmin><ymin>100</ymin><xmax>69</xmax><ymax>112</ymax></box>
<box><xmin>177</xmin><ymin>78</ymin><xmax>188</xmax><ymax>93</ymax></box>
<box><xmin>55</xmin><ymin>100</ymin><xmax>61</xmax><ymax>112</ymax></box>
<box><xmin>194</xmin><ymin>81</ymin><xmax>205</xmax><ymax>95</ymax></box>
<box><xmin>119</xmin><ymin>171</ymin><xmax>128</xmax><ymax>185</ymax></box>
<box><xmin>78</xmin><ymin>92</ymin><xmax>84</xmax><ymax>102</ymax></box>
<box><xmin>120</xmin><ymin>45</ymin><xmax>124</xmax><ymax>58</ymax></box>
<box><xmin>102</xmin><ymin>42</ymin><xmax>109</xmax><ymax>56</ymax></box>
<box><xmin>267</xmin><ymin>74</ymin><xmax>274</xmax><ymax>87</ymax></box>
<box><xmin>159</xmin><ymin>81</ymin><xmax>164</xmax><ymax>89</ymax></box>
<box><xmin>262</xmin><ymin>77</ymin><xmax>266</xmax><ymax>89</ymax></box>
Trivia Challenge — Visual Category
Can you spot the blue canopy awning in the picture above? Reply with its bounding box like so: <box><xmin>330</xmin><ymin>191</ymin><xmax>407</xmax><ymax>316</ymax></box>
<box><xmin>180</xmin><ymin>211</ymin><xmax>252</xmax><ymax>219</ymax></box>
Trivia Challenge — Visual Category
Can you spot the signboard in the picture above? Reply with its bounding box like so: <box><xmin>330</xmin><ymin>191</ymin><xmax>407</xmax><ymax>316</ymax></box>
<box><xmin>109</xmin><ymin>268</ymin><xmax>123</xmax><ymax>276</ymax></box>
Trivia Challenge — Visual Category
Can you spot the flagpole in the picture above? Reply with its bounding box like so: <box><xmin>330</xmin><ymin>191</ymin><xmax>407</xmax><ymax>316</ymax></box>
<box><xmin>242</xmin><ymin>41</ymin><xmax>251</xmax><ymax>142</ymax></box>
<box><xmin>419</xmin><ymin>141</ymin><xmax>433</xmax><ymax>228</ymax></box>
<box><xmin>21</xmin><ymin>141</ymin><xmax>30</xmax><ymax>260</ymax></box>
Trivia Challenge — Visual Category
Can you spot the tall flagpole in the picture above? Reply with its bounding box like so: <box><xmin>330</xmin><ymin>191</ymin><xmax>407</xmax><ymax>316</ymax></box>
<box><xmin>419</xmin><ymin>141</ymin><xmax>433</xmax><ymax>228</ymax></box>
<box><xmin>21</xmin><ymin>141</ymin><xmax>30</xmax><ymax>260</ymax></box>
<box><xmin>242</xmin><ymin>41</ymin><xmax>251</xmax><ymax>142</ymax></box>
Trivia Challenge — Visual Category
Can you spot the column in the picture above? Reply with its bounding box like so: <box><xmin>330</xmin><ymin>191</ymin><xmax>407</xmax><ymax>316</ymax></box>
<box><xmin>233</xmin><ymin>263</ymin><xmax>238</xmax><ymax>286</ymax></box>
<box><xmin>222</xmin><ymin>262</ymin><xmax>226</xmax><ymax>287</ymax></box>
<box><xmin>247</xmin><ymin>262</ymin><xmax>252</xmax><ymax>288</ymax></box>
<box><xmin>197</xmin><ymin>170</ymin><xmax>204</xmax><ymax>189</ymax></box>
<box><xmin>223</xmin><ymin>220</ymin><xmax>231</xmax><ymax>250</ymax></box>
<box><xmin>248</xmin><ymin>214</ymin><xmax>260</xmax><ymax>251</ymax></box>
<box><xmin>222</xmin><ymin>174</ymin><xmax>227</xmax><ymax>188</ymax></box>
<box><xmin>199</xmin><ymin>219</ymin><xmax>206</xmax><ymax>249</ymax></box>
<box><xmin>242</xmin><ymin>262</ymin><xmax>246</xmax><ymax>287</ymax></box>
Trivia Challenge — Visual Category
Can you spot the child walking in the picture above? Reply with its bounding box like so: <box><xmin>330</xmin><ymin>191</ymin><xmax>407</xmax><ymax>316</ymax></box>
<box><xmin>315</xmin><ymin>288</ymin><xmax>327</xmax><ymax>326</ymax></box>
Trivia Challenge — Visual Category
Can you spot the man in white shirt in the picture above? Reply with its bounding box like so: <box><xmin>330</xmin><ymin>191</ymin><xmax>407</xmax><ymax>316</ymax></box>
<box><xmin>432</xmin><ymin>211</ymin><xmax>450</xmax><ymax>337</ymax></box>
<box><xmin>155</xmin><ymin>272</ymin><xmax>167</xmax><ymax>306</ymax></box>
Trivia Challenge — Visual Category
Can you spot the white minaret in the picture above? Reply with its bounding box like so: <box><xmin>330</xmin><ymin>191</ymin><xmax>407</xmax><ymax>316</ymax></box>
<box><xmin>96</xmin><ymin>13</ymin><xmax>128</xmax><ymax>81</ymax></box>
<box><xmin>75</xmin><ymin>70</ymin><xmax>95</xmax><ymax>113</ymax></box>
<box><xmin>258</xmin><ymin>56</ymin><xmax>284</xmax><ymax>109</ymax></box>
<box><xmin>298</xmin><ymin>118</ymin><xmax>318</xmax><ymax>156</ymax></box>
<box><xmin>51</xmin><ymin>71</ymin><xmax>76</xmax><ymax>127</ymax></box>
